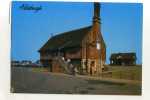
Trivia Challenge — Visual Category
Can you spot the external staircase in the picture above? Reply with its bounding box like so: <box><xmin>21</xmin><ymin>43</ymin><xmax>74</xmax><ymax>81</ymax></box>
<box><xmin>54</xmin><ymin>56</ymin><xmax>74</xmax><ymax>75</ymax></box>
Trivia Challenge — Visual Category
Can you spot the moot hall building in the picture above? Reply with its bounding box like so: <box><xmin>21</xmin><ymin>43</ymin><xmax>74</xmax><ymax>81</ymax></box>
<box><xmin>38</xmin><ymin>2</ymin><xmax>106</xmax><ymax>75</ymax></box>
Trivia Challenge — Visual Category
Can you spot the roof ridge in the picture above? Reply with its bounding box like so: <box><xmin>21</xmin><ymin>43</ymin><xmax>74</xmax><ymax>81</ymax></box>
<box><xmin>39</xmin><ymin>25</ymin><xmax>92</xmax><ymax>52</ymax></box>
<box><xmin>52</xmin><ymin>25</ymin><xmax>92</xmax><ymax>38</ymax></box>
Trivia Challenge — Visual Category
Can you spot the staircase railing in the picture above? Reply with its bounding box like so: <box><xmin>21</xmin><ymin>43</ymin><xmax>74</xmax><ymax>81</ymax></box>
<box><xmin>54</xmin><ymin>56</ymin><xmax>73</xmax><ymax>75</ymax></box>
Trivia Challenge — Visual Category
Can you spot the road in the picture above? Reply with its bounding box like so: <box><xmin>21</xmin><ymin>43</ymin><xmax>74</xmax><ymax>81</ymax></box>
<box><xmin>11</xmin><ymin>67</ymin><xmax>141</xmax><ymax>95</ymax></box>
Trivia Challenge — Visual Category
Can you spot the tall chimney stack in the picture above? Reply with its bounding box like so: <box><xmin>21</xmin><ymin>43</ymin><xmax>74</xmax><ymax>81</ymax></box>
<box><xmin>92</xmin><ymin>2</ymin><xmax>101</xmax><ymax>42</ymax></box>
<box><xmin>93</xmin><ymin>2</ymin><xmax>100</xmax><ymax>24</ymax></box>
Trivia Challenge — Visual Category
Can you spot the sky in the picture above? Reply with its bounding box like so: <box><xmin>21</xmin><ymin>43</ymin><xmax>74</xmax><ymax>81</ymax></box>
<box><xmin>11</xmin><ymin>1</ymin><xmax>143</xmax><ymax>64</ymax></box>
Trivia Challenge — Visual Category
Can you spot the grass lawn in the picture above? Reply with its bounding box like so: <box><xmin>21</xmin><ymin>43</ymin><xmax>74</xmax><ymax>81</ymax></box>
<box><xmin>102</xmin><ymin>65</ymin><xmax>142</xmax><ymax>81</ymax></box>
<box><xmin>31</xmin><ymin>67</ymin><xmax>49</xmax><ymax>72</ymax></box>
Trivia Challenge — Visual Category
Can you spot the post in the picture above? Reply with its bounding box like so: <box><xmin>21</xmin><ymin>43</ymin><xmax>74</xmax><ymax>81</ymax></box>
<box><xmin>96</xmin><ymin>40</ymin><xmax>102</xmax><ymax>76</ymax></box>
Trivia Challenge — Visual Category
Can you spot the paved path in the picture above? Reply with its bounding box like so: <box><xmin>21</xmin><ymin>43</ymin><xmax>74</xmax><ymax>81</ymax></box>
<box><xmin>11</xmin><ymin>67</ymin><xmax>141</xmax><ymax>95</ymax></box>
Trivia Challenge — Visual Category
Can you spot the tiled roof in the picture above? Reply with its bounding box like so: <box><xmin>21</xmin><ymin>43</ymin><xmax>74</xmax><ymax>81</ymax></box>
<box><xmin>39</xmin><ymin>26</ymin><xmax>92</xmax><ymax>52</ymax></box>
<box><xmin>110</xmin><ymin>53</ymin><xmax>136</xmax><ymax>60</ymax></box>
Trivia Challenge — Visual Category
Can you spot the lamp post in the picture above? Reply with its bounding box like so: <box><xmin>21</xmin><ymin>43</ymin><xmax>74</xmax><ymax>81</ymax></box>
<box><xmin>96</xmin><ymin>39</ymin><xmax>102</xmax><ymax>76</ymax></box>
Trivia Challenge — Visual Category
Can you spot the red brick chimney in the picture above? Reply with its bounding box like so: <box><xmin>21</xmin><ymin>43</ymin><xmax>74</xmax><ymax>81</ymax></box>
<box><xmin>92</xmin><ymin>2</ymin><xmax>101</xmax><ymax>42</ymax></box>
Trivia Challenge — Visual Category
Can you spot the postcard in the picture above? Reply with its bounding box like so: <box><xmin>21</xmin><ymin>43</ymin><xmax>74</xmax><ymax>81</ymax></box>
<box><xmin>11</xmin><ymin>1</ymin><xmax>142</xmax><ymax>95</ymax></box>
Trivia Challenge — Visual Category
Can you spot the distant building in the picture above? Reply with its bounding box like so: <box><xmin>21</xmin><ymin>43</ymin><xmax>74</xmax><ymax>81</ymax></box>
<box><xmin>38</xmin><ymin>2</ymin><xmax>106</xmax><ymax>75</ymax></box>
<box><xmin>11</xmin><ymin>60</ymin><xmax>20</xmax><ymax>66</ymax></box>
<box><xmin>11</xmin><ymin>60</ymin><xmax>41</xmax><ymax>67</ymax></box>
<box><xmin>110</xmin><ymin>53</ymin><xmax>136</xmax><ymax>66</ymax></box>
<box><xmin>35</xmin><ymin>60</ymin><xmax>42</xmax><ymax>67</ymax></box>
<box><xmin>21</xmin><ymin>60</ymin><xmax>32</xmax><ymax>66</ymax></box>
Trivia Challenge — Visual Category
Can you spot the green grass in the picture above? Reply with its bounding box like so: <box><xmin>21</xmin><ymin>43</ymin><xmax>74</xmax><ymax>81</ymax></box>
<box><xmin>102</xmin><ymin>65</ymin><xmax>142</xmax><ymax>81</ymax></box>
<box><xmin>32</xmin><ymin>67</ymin><xmax>49</xmax><ymax>72</ymax></box>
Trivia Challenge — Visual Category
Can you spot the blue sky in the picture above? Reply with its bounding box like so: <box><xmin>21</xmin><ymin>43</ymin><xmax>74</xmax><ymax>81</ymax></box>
<box><xmin>11</xmin><ymin>1</ymin><xmax>143</xmax><ymax>64</ymax></box>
